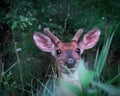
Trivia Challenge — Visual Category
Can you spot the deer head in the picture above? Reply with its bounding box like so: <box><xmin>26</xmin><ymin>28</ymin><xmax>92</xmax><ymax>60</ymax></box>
<box><xmin>33</xmin><ymin>28</ymin><xmax>100</xmax><ymax>77</ymax></box>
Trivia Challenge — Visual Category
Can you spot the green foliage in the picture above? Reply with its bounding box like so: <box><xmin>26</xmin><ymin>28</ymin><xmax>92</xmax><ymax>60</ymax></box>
<box><xmin>96</xmin><ymin>30</ymin><xmax>114</xmax><ymax>76</ymax></box>
<box><xmin>92</xmin><ymin>82</ymin><xmax>120</xmax><ymax>96</ymax></box>
<box><xmin>59</xmin><ymin>80</ymin><xmax>84</xmax><ymax>96</ymax></box>
<box><xmin>0</xmin><ymin>0</ymin><xmax>120</xmax><ymax>96</ymax></box>
<box><xmin>11</xmin><ymin>15</ymin><xmax>36</xmax><ymax>31</ymax></box>
<box><xmin>78</xmin><ymin>60</ymin><xmax>94</xmax><ymax>88</ymax></box>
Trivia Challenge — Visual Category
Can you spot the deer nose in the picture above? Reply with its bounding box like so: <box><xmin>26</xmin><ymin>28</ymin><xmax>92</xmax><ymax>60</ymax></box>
<box><xmin>65</xmin><ymin>58</ymin><xmax>75</xmax><ymax>68</ymax></box>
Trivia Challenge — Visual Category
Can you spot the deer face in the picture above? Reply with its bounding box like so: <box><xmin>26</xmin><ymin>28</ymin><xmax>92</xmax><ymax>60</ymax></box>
<box><xmin>33</xmin><ymin>28</ymin><xmax>100</xmax><ymax>74</ymax></box>
<box><xmin>52</xmin><ymin>41</ymin><xmax>81</xmax><ymax>72</ymax></box>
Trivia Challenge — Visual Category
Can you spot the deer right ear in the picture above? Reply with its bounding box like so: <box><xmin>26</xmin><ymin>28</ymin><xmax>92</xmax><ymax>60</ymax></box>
<box><xmin>33</xmin><ymin>32</ymin><xmax>55</xmax><ymax>52</ymax></box>
<box><xmin>78</xmin><ymin>28</ymin><xmax>100</xmax><ymax>50</ymax></box>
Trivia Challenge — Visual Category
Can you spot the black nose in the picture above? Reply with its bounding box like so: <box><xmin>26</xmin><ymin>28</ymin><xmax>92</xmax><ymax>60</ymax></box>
<box><xmin>65</xmin><ymin>58</ymin><xmax>75</xmax><ymax>68</ymax></box>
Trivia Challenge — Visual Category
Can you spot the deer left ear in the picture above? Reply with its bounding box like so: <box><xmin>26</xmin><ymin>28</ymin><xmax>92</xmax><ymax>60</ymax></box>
<box><xmin>78</xmin><ymin>28</ymin><xmax>100</xmax><ymax>50</ymax></box>
<box><xmin>33</xmin><ymin>32</ymin><xmax>55</xmax><ymax>52</ymax></box>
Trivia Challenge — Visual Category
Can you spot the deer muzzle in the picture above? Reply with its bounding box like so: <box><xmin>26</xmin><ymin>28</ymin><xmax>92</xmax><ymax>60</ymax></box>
<box><xmin>65</xmin><ymin>58</ymin><xmax>76</xmax><ymax>68</ymax></box>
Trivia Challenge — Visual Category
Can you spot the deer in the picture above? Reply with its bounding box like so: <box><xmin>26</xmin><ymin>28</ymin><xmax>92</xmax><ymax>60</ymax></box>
<box><xmin>33</xmin><ymin>28</ymin><xmax>100</xmax><ymax>96</ymax></box>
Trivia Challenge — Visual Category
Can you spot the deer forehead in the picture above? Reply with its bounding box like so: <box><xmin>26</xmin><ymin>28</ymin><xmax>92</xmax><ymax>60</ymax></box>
<box><xmin>57</xmin><ymin>41</ymin><xmax>78</xmax><ymax>50</ymax></box>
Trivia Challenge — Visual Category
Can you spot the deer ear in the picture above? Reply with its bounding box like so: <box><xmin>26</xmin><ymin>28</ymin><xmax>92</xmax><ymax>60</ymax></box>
<box><xmin>78</xmin><ymin>28</ymin><xmax>100</xmax><ymax>50</ymax></box>
<box><xmin>33</xmin><ymin>32</ymin><xmax>55</xmax><ymax>52</ymax></box>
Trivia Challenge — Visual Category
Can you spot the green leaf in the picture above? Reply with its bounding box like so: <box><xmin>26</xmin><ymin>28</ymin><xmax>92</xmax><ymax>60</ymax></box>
<box><xmin>11</xmin><ymin>21</ymin><xmax>18</xmax><ymax>31</ymax></box>
<box><xmin>78</xmin><ymin>60</ymin><xmax>94</xmax><ymax>88</ymax></box>
<box><xmin>27</xmin><ymin>21</ymin><xmax>32</xmax><ymax>25</ymax></box>
<box><xmin>96</xmin><ymin>32</ymin><xmax>114</xmax><ymax>76</ymax></box>
<box><xmin>107</xmin><ymin>73</ymin><xmax>120</xmax><ymax>84</ymax></box>
<box><xmin>22</xmin><ymin>22</ymin><xmax>27</xmax><ymax>27</ymax></box>
<box><xmin>59</xmin><ymin>80</ymin><xmax>84</xmax><ymax>96</ymax></box>
<box><xmin>92</xmin><ymin>81</ymin><xmax>120</xmax><ymax>96</ymax></box>
<box><xmin>20</xmin><ymin>24</ymin><xmax>25</xmax><ymax>30</ymax></box>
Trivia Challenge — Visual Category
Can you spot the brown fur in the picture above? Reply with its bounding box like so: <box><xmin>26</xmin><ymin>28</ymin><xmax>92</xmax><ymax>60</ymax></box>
<box><xmin>57</xmin><ymin>41</ymin><xmax>77</xmax><ymax>50</ymax></box>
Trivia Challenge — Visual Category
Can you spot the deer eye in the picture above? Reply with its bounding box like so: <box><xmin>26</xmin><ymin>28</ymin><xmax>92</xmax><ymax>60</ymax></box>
<box><xmin>76</xmin><ymin>48</ymin><xmax>80</xmax><ymax>54</ymax></box>
<box><xmin>56</xmin><ymin>49</ymin><xmax>62</xmax><ymax>55</ymax></box>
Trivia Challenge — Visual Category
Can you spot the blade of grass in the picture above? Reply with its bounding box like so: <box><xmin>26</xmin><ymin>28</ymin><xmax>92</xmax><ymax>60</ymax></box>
<box><xmin>96</xmin><ymin>22</ymin><xmax>120</xmax><ymax>77</ymax></box>
<box><xmin>78</xmin><ymin>60</ymin><xmax>94</xmax><ymax>88</ymax></box>
<box><xmin>96</xmin><ymin>32</ymin><xmax>114</xmax><ymax>76</ymax></box>
<box><xmin>92</xmin><ymin>81</ymin><xmax>120</xmax><ymax>96</ymax></box>
<box><xmin>32</xmin><ymin>75</ymin><xmax>54</xmax><ymax>96</ymax></box>
<box><xmin>107</xmin><ymin>73</ymin><xmax>120</xmax><ymax>84</ymax></box>
<box><xmin>59</xmin><ymin>80</ymin><xmax>85</xmax><ymax>96</ymax></box>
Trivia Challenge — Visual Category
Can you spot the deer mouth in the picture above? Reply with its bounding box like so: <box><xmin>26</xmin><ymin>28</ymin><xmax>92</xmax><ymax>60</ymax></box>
<box><xmin>60</xmin><ymin>61</ymin><xmax>78</xmax><ymax>74</ymax></box>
